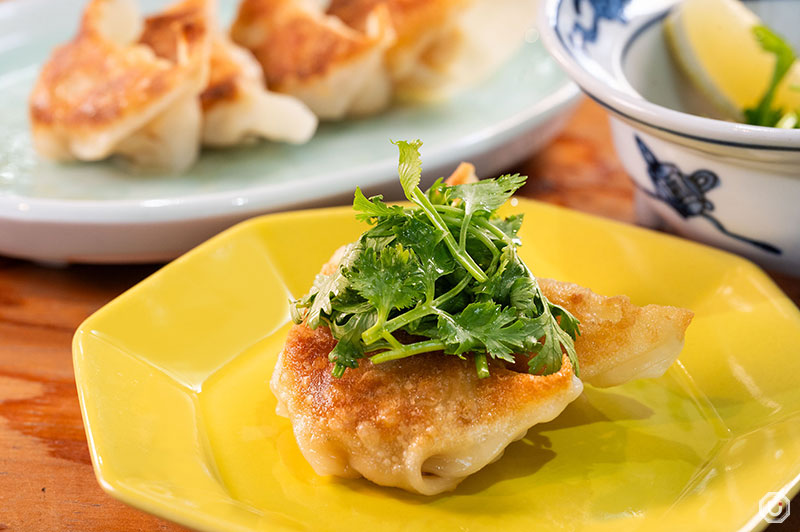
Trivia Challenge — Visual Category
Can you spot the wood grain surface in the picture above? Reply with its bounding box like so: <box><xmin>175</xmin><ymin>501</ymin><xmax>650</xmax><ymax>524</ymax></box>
<box><xmin>0</xmin><ymin>99</ymin><xmax>798</xmax><ymax>531</ymax></box>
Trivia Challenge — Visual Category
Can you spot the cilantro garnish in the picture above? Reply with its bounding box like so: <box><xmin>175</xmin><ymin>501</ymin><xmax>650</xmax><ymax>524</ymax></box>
<box><xmin>292</xmin><ymin>140</ymin><xmax>580</xmax><ymax>379</ymax></box>
<box><xmin>744</xmin><ymin>25</ymin><xmax>798</xmax><ymax>128</ymax></box>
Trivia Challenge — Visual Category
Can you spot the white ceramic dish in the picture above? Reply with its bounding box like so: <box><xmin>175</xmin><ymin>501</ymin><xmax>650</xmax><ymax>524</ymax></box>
<box><xmin>538</xmin><ymin>0</ymin><xmax>800</xmax><ymax>276</ymax></box>
<box><xmin>0</xmin><ymin>0</ymin><xmax>580</xmax><ymax>264</ymax></box>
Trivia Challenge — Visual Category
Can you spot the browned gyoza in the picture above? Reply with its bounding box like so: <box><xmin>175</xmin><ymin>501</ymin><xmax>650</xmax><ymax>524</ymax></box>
<box><xmin>29</xmin><ymin>0</ymin><xmax>317</xmax><ymax>171</ymax></box>
<box><xmin>29</xmin><ymin>0</ymin><xmax>212</xmax><ymax>171</ymax></box>
<box><xmin>231</xmin><ymin>0</ymin><xmax>395</xmax><ymax>119</ymax></box>
<box><xmin>272</xmin><ymin>268</ymin><xmax>692</xmax><ymax>495</ymax></box>
<box><xmin>199</xmin><ymin>36</ymin><xmax>317</xmax><ymax>146</ymax></box>
<box><xmin>274</xmin><ymin>323</ymin><xmax>581</xmax><ymax>495</ymax></box>
<box><xmin>272</xmin><ymin>162</ymin><xmax>693</xmax><ymax>495</ymax></box>
<box><xmin>230</xmin><ymin>0</ymin><xmax>538</xmax><ymax>113</ymax></box>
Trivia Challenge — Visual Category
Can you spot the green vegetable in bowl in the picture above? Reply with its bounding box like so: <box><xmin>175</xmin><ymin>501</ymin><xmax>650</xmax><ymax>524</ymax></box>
<box><xmin>744</xmin><ymin>25</ymin><xmax>799</xmax><ymax>128</ymax></box>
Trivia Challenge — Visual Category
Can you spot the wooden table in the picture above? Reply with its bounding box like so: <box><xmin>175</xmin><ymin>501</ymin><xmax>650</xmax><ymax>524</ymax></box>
<box><xmin>1</xmin><ymin>99</ymin><xmax>798</xmax><ymax>531</ymax></box>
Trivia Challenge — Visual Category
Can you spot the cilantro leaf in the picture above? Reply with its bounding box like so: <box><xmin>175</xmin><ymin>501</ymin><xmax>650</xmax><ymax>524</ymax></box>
<box><xmin>527</xmin><ymin>295</ymin><xmax>580</xmax><ymax>375</ymax></box>
<box><xmin>493</xmin><ymin>214</ymin><xmax>524</xmax><ymax>240</ymax></box>
<box><xmin>450</xmin><ymin>174</ymin><xmax>527</xmax><ymax>218</ymax></box>
<box><xmin>393</xmin><ymin>139</ymin><xmax>423</xmax><ymax>202</ymax></box>
<box><xmin>394</xmin><ymin>215</ymin><xmax>454</xmax><ymax>300</ymax></box>
<box><xmin>744</xmin><ymin>25</ymin><xmax>797</xmax><ymax>127</ymax></box>
<box><xmin>509</xmin><ymin>277</ymin><xmax>538</xmax><ymax>312</ymax></box>
<box><xmin>346</xmin><ymin>244</ymin><xmax>426</xmax><ymax>322</ymax></box>
<box><xmin>295</xmin><ymin>243</ymin><xmax>360</xmax><ymax>328</ymax></box>
<box><xmin>477</xmin><ymin>245</ymin><xmax>580</xmax><ymax>373</ymax></box>
<box><xmin>353</xmin><ymin>188</ymin><xmax>404</xmax><ymax>224</ymax></box>
<box><xmin>438</xmin><ymin>302</ymin><xmax>540</xmax><ymax>363</ymax></box>
<box><xmin>329</xmin><ymin>288</ymin><xmax>371</xmax><ymax>316</ymax></box>
<box><xmin>475</xmin><ymin>246</ymin><xmax>527</xmax><ymax>306</ymax></box>
<box><xmin>301</xmin><ymin>271</ymin><xmax>349</xmax><ymax>328</ymax></box>
<box><xmin>449</xmin><ymin>174</ymin><xmax>526</xmax><ymax>255</ymax></box>
<box><xmin>329</xmin><ymin>311</ymin><xmax>377</xmax><ymax>375</ymax></box>
<box><xmin>527</xmin><ymin>311</ymin><xmax>578</xmax><ymax>375</ymax></box>
<box><xmin>425</xmin><ymin>177</ymin><xmax>451</xmax><ymax>205</ymax></box>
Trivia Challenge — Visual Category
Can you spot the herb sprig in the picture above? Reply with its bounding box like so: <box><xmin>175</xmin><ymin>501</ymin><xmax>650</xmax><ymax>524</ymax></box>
<box><xmin>744</xmin><ymin>25</ymin><xmax>799</xmax><ymax>128</ymax></box>
<box><xmin>292</xmin><ymin>140</ymin><xmax>580</xmax><ymax>379</ymax></box>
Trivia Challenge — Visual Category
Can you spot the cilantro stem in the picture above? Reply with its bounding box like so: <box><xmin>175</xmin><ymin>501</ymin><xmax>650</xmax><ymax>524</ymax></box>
<box><xmin>410</xmin><ymin>188</ymin><xmax>487</xmax><ymax>283</ymax></box>
<box><xmin>459</xmin><ymin>212</ymin><xmax>472</xmax><ymax>252</ymax></box>
<box><xmin>474</xmin><ymin>352</ymin><xmax>490</xmax><ymax>379</ymax></box>
<box><xmin>435</xmin><ymin>204</ymin><xmax>514</xmax><ymax>246</ymax></box>
<box><xmin>300</xmin><ymin>139</ymin><xmax>579</xmax><ymax>380</ymax></box>
<box><xmin>332</xmin><ymin>363</ymin><xmax>346</xmax><ymax>378</ymax></box>
<box><xmin>382</xmin><ymin>331</ymin><xmax>403</xmax><ymax>349</ymax></box>
<box><xmin>363</xmin><ymin>305</ymin><xmax>428</xmax><ymax>345</ymax></box>
<box><xmin>369</xmin><ymin>339</ymin><xmax>446</xmax><ymax>364</ymax></box>
<box><xmin>435</xmin><ymin>272</ymin><xmax>473</xmax><ymax>305</ymax></box>
<box><xmin>362</xmin><ymin>308</ymin><xmax>390</xmax><ymax>346</ymax></box>
<box><xmin>439</xmin><ymin>214</ymin><xmax>500</xmax><ymax>262</ymax></box>
<box><xmin>776</xmin><ymin>111</ymin><xmax>798</xmax><ymax>129</ymax></box>
<box><xmin>361</xmin><ymin>274</ymin><xmax>471</xmax><ymax>345</ymax></box>
<box><xmin>477</xmin><ymin>218</ymin><xmax>514</xmax><ymax>245</ymax></box>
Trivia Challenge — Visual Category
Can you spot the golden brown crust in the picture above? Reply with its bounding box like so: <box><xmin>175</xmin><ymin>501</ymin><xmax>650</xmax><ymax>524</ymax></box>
<box><xmin>328</xmin><ymin>1</ymin><xmax>464</xmax><ymax>56</ymax></box>
<box><xmin>200</xmin><ymin>39</ymin><xmax>243</xmax><ymax>110</ymax></box>
<box><xmin>329</xmin><ymin>0</ymin><xmax>461</xmax><ymax>34</ymax></box>
<box><xmin>29</xmin><ymin>0</ymin><xmax>210</xmax><ymax>160</ymax></box>
<box><xmin>328</xmin><ymin>0</ymin><xmax>468</xmax><ymax>78</ymax></box>
<box><xmin>282</xmin><ymin>324</ymin><xmax>574</xmax><ymax>429</ymax></box>
<box><xmin>138</xmin><ymin>0</ymin><xmax>209</xmax><ymax>62</ymax></box>
<box><xmin>30</xmin><ymin>35</ymin><xmax>174</xmax><ymax>131</ymax></box>
<box><xmin>231</xmin><ymin>0</ymin><xmax>389</xmax><ymax>89</ymax></box>
<box><xmin>274</xmin><ymin>322</ymin><xmax>579</xmax><ymax>493</ymax></box>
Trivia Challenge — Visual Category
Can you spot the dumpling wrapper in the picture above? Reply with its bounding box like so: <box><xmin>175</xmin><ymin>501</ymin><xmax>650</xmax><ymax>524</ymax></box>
<box><xmin>200</xmin><ymin>37</ymin><xmax>318</xmax><ymax>146</ymax></box>
<box><xmin>230</xmin><ymin>0</ymin><xmax>395</xmax><ymax>119</ymax></box>
<box><xmin>538</xmin><ymin>279</ymin><xmax>694</xmax><ymax>388</ymax></box>
<box><xmin>274</xmin><ymin>324</ymin><xmax>583</xmax><ymax>495</ymax></box>
<box><xmin>29</xmin><ymin>0</ymin><xmax>212</xmax><ymax>172</ymax></box>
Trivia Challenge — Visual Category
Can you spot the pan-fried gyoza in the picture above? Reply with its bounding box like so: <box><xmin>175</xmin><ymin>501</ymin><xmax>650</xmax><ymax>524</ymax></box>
<box><xmin>29</xmin><ymin>0</ymin><xmax>317</xmax><ymax>172</ymax></box>
<box><xmin>272</xmin><ymin>141</ymin><xmax>693</xmax><ymax>495</ymax></box>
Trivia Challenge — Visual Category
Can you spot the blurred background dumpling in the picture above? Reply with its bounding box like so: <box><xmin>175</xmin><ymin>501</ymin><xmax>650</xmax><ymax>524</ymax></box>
<box><xmin>327</xmin><ymin>0</ymin><xmax>538</xmax><ymax>102</ymax></box>
<box><xmin>230</xmin><ymin>0</ymin><xmax>396</xmax><ymax>119</ymax></box>
<box><xmin>200</xmin><ymin>37</ymin><xmax>318</xmax><ymax>146</ymax></box>
<box><xmin>29</xmin><ymin>0</ymin><xmax>213</xmax><ymax>172</ymax></box>
<box><xmin>30</xmin><ymin>0</ymin><xmax>536</xmax><ymax>172</ymax></box>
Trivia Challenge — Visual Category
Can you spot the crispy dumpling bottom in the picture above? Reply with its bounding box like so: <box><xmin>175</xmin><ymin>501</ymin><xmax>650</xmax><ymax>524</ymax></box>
<box><xmin>272</xmin><ymin>324</ymin><xmax>583</xmax><ymax>495</ymax></box>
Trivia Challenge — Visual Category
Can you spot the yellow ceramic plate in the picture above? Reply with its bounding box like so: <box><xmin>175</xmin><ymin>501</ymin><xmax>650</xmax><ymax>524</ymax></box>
<box><xmin>73</xmin><ymin>200</ymin><xmax>800</xmax><ymax>532</ymax></box>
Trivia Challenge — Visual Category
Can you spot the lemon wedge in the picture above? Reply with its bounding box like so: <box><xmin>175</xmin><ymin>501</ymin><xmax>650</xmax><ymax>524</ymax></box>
<box><xmin>664</xmin><ymin>0</ymin><xmax>800</xmax><ymax>122</ymax></box>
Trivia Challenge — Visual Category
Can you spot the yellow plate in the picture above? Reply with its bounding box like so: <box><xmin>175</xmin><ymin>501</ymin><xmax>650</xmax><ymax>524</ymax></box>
<box><xmin>73</xmin><ymin>199</ymin><xmax>800</xmax><ymax>532</ymax></box>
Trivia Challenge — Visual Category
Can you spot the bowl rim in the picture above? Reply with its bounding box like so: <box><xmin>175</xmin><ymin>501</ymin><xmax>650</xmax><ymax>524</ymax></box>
<box><xmin>538</xmin><ymin>0</ymin><xmax>800</xmax><ymax>152</ymax></box>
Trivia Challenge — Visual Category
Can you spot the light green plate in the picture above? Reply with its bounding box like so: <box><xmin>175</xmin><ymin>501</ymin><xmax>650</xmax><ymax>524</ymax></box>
<box><xmin>74</xmin><ymin>199</ymin><xmax>800</xmax><ymax>532</ymax></box>
<box><xmin>0</xmin><ymin>0</ymin><xmax>578</xmax><ymax>263</ymax></box>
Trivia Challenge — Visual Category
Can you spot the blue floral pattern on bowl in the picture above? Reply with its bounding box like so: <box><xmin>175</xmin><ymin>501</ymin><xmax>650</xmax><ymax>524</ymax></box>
<box><xmin>634</xmin><ymin>136</ymin><xmax>781</xmax><ymax>255</ymax></box>
<box><xmin>570</xmin><ymin>0</ymin><xmax>632</xmax><ymax>44</ymax></box>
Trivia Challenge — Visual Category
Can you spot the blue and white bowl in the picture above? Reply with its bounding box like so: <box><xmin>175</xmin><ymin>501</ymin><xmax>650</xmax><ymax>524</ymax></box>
<box><xmin>538</xmin><ymin>0</ymin><xmax>800</xmax><ymax>275</ymax></box>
